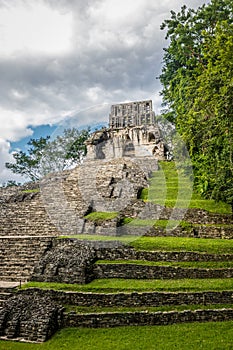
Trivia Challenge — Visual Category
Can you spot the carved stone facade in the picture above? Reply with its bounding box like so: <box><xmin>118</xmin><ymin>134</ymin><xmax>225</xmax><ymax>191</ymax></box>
<box><xmin>86</xmin><ymin>126</ymin><xmax>166</xmax><ymax>161</ymax></box>
<box><xmin>86</xmin><ymin>100</ymin><xmax>167</xmax><ymax>161</ymax></box>
<box><xmin>109</xmin><ymin>100</ymin><xmax>155</xmax><ymax>128</ymax></box>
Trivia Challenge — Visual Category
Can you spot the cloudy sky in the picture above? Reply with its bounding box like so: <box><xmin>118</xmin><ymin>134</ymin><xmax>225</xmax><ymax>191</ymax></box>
<box><xmin>0</xmin><ymin>0</ymin><xmax>207</xmax><ymax>183</ymax></box>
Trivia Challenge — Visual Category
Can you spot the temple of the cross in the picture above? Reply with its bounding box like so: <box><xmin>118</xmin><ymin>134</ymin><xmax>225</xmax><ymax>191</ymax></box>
<box><xmin>86</xmin><ymin>99</ymin><xmax>167</xmax><ymax>161</ymax></box>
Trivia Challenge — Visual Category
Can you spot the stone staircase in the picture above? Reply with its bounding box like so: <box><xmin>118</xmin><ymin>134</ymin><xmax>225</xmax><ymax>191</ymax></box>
<box><xmin>0</xmin><ymin>237</ymin><xmax>54</xmax><ymax>282</ymax></box>
<box><xmin>0</xmin><ymin>292</ymin><xmax>12</xmax><ymax>308</ymax></box>
<box><xmin>0</xmin><ymin>283</ymin><xmax>19</xmax><ymax>309</ymax></box>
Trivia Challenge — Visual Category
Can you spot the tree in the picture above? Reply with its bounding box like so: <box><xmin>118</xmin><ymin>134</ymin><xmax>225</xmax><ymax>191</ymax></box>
<box><xmin>6</xmin><ymin>128</ymin><xmax>90</xmax><ymax>182</ymax></box>
<box><xmin>160</xmin><ymin>0</ymin><xmax>233</xmax><ymax>210</ymax></box>
<box><xmin>1</xmin><ymin>180</ymin><xmax>21</xmax><ymax>188</ymax></box>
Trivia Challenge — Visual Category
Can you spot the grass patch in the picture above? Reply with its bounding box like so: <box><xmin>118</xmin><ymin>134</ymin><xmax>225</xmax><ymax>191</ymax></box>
<box><xmin>0</xmin><ymin>322</ymin><xmax>233</xmax><ymax>350</ymax></box>
<box><xmin>65</xmin><ymin>303</ymin><xmax>233</xmax><ymax>314</ymax></box>
<box><xmin>84</xmin><ymin>212</ymin><xmax>118</xmax><ymax>222</ymax></box>
<box><xmin>21</xmin><ymin>278</ymin><xmax>233</xmax><ymax>293</ymax></box>
<box><xmin>58</xmin><ymin>234</ymin><xmax>138</xmax><ymax>243</ymax></box>
<box><xmin>96</xmin><ymin>260</ymin><xmax>233</xmax><ymax>269</ymax></box>
<box><xmin>139</xmin><ymin>188</ymin><xmax>148</xmax><ymax>201</ymax></box>
<box><xmin>21</xmin><ymin>189</ymin><xmax>40</xmax><ymax>193</ymax></box>
<box><xmin>128</xmin><ymin>219</ymin><xmax>193</xmax><ymax>231</ymax></box>
<box><xmin>131</xmin><ymin>236</ymin><xmax>233</xmax><ymax>254</ymax></box>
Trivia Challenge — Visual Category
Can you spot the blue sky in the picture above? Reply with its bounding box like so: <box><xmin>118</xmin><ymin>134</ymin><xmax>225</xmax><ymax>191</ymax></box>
<box><xmin>0</xmin><ymin>0</ymin><xmax>207</xmax><ymax>183</ymax></box>
<box><xmin>10</xmin><ymin>125</ymin><xmax>56</xmax><ymax>153</ymax></box>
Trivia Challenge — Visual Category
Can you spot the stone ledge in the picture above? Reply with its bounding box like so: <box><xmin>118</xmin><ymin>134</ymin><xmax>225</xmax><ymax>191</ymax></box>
<box><xmin>93</xmin><ymin>263</ymin><xmax>233</xmax><ymax>280</ymax></box>
<box><xmin>19</xmin><ymin>289</ymin><xmax>233</xmax><ymax>308</ymax></box>
<box><xmin>63</xmin><ymin>308</ymin><xmax>233</xmax><ymax>328</ymax></box>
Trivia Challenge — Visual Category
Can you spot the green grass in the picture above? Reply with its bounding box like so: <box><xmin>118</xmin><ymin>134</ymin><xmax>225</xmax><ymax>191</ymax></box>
<box><xmin>21</xmin><ymin>189</ymin><xmax>40</xmax><ymax>193</ymax></box>
<box><xmin>58</xmin><ymin>234</ymin><xmax>138</xmax><ymax>243</ymax></box>
<box><xmin>96</xmin><ymin>259</ymin><xmax>233</xmax><ymax>269</ymax></box>
<box><xmin>65</xmin><ymin>303</ymin><xmax>233</xmax><ymax>314</ymax></box>
<box><xmin>139</xmin><ymin>188</ymin><xmax>148</xmax><ymax>201</ymax></box>
<box><xmin>84</xmin><ymin>212</ymin><xmax>118</xmax><ymax>222</ymax></box>
<box><xmin>147</xmin><ymin>161</ymin><xmax>232</xmax><ymax>214</ymax></box>
<box><xmin>131</xmin><ymin>236</ymin><xmax>233</xmax><ymax>254</ymax></box>
<box><xmin>0</xmin><ymin>322</ymin><xmax>233</xmax><ymax>349</ymax></box>
<box><xmin>58</xmin><ymin>235</ymin><xmax>233</xmax><ymax>254</ymax></box>
<box><xmin>22</xmin><ymin>278</ymin><xmax>233</xmax><ymax>293</ymax></box>
<box><xmin>128</xmin><ymin>219</ymin><xmax>194</xmax><ymax>231</ymax></box>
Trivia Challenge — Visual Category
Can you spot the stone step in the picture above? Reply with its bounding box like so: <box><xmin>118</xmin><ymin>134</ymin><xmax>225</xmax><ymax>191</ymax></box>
<box><xmin>0</xmin><ymin>282</ymin><xmax>20</xmax><ymax>291</ymax></box>
<box><xmin>0</xmin><ymin>292</ymin><xmax>12</xmax><ymax>300</ymax></box>
<box><xmin>0</xmin><ymin>237</ymin><xmax>54</xmax><ymax>281</ymax></box>
<box><xmin>0</xmin><ymin>276</ymin><xmax>28</xmax><ymax>282</ymax></box>
<box><xmin>0</xmin><ymin>270</ymin><xmax>32</xmax><ymax>277</ymax></box>
<box><xmin>0</xmin><ymin>261</ymin><xmax>37</xmax><ymax>266</ymax></box>
<box><xmin>0</xmin><ymin>299</ymin><xmax>8</xmax><ymax>307</ymax></box>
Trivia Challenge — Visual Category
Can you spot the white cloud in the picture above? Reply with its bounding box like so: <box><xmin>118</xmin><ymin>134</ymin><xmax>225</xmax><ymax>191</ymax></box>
<box><xmin>0</xmin><ymin>2</ymin><xmax>73</xmax><ymax>56</ymax></box>
<box><xmin>0</xmin><ymin>108</ymin><xmax>33</xmax><ymax>141</ymax></box>
<box><xmin>0</xmin><ymin>139</ymin><xmax>23</xmax><ymax>184</ymax></box>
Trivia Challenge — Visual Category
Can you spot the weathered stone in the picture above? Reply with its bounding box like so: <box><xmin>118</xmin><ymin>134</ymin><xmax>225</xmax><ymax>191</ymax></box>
<box><xmin>31</xmin><ymin>239</ymin><xmax>97</xmax><ymax>284</ymax></box>
<box><xmin>0</xmin><ymin>290</ymin><xmax>63</xmax><ymax>342</ymax></box>
<box><xmin>109</xmin><ymin>100</ymin><xmax>156</xmax><ymax>128</ymax></box>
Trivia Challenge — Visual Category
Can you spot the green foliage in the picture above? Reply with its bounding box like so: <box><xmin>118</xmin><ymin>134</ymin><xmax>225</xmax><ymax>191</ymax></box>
<box><xmin>5</xmin><ymin>128</ymin><xmax>90</xmax><ymax>181</ymax></box>
<box><xmin>0</xmin><ymin>322</ymin><xmax>233</xmax><ymax>350</ymax></box>
<box><xmin>1</xmin><ymin>180</ymin><xmax>21</xmax><ymax>187</ymax></box>
<box><xmin>160</xmin><ymin>1</ymin><xmax>233</xmax><ymax>210</ymax></box>
<box><xmin>119</xmin><ymin>217</ymin><xmax>134</xmax><ymax>225</ymax></box>
<box><xmin>6</xmin><ymin>136</ymin><xmax>49</xmax><ymax>182</ymax></box>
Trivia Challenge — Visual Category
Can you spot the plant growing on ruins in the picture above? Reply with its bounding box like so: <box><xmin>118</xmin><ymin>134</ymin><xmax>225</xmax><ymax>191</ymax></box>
<box><xmin>5</xmin><ymin>128</ymin><xmax>90</xmax><ymax>181</ymax></box>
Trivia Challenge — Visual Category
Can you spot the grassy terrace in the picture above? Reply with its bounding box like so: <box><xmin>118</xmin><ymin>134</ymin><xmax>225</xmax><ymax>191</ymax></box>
<box><xmin>96</xmin><ymin>260</ymin><xmax>233</xmax><ymax>268</ymax></box>
<box><xmin>61</xmin><ymin>235</ymin><xmax>233</xmax><ymax>255</ymax></box>
<box><xmin>145</xmin><ymin>161</ymin><xmax>232</xmax><ymax>214</ymax></box>
<box><xmin>22</xmin><ymin>278</ymin><xmax>233</xmax><ymax>293</ymax></box>
<box><xmin>130</xmin><ymin>236</ymin><xmax>233</xmax><ymax>254</ymax></box>
<box><xmin>1</xmin><ymin>322</ymin><xmax>233</xmax><ymax>350</ymax></box>
<box><xmin>65</xmin><ymin>304</ymin><xmax>233</xmax><ymax>314</ymax></box>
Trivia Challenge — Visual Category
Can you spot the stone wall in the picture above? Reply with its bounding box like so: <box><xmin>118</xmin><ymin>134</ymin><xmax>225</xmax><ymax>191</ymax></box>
<box><xmin>145</xmin><ymin>225</ymin><xmax>233</xmax><ymax>239</ymax></box>
<box><xmin>64</xmin><ymin>308</ymin><xmax>233</xmax><ymax>328</ymax></box>
<box><xmin>96</xmin><ymin>244</ymin><xmax>233</xmax><ymax>262</ymax></box>
<box><xmin>0</xmin><ymin>290</ymin><xmax>63</xmax><ymax>343</ymax></box>
<box><xmin>31</xmin><ymin>239</ymin><xmax>97</xmax><ymax>284</ymax></box>
<box><xmin>93</xmin><ymin>263</ymin><xmax>233</xmax><ymax>280</ymax></box>
<box><xmin>18</xmin><ymin>288</ymin><xmax>233</xmax><ymax>308</ymax></box>
<box><xmin>162</xmin><ymin>207</ymin><xmax>233</xmax><ymax>225</ymax></box>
